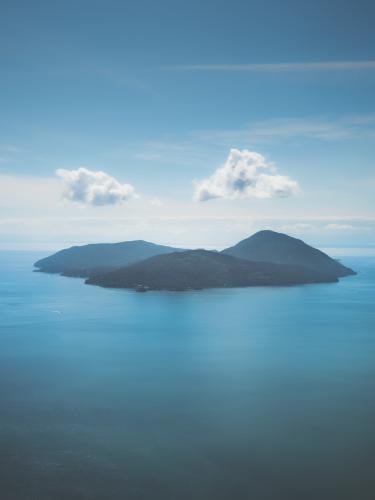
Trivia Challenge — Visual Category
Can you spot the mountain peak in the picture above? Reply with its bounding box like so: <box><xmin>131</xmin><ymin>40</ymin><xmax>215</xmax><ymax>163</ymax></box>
<box><xmin>223</xmin><ymin>230</ymin><xmax>355</xmax><ymax>278</ymax></box>
<box><xmin>249</xmin><ymin>230</ymin><xmax>302</xmax><ymax>241</ymax></box>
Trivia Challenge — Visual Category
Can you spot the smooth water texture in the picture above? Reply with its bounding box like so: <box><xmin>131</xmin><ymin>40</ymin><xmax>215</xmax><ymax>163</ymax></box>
<box><xmin>0</xmin><ymin>252</ymin><xmax>374</xmax><ymax>500</ymax></box>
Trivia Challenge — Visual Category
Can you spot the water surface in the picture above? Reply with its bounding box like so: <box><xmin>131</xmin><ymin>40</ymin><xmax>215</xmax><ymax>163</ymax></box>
<box><xmin>0</xmin><ymin>252</ymin><xmax>374</xmax><ymax>499</ymax></box>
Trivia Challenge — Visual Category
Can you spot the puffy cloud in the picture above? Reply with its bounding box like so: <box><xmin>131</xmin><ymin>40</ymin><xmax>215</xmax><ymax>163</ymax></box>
<box><xmin>56</xmin><ymin>167</ymin><xmax>136</xmax><ymax>206</ymax></box>
<box><xmin>194</xmin><ymin>149</ymin><xmax>299</xmax><ymax>202</ymax></box>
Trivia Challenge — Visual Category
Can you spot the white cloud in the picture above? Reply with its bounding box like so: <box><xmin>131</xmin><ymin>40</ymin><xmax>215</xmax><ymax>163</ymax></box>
<box><xmin>150</xmin><ymin>197</ymin><xmax>163</xmax><ymax>207</ymax></box>
<box><xmin>279</xmin><ymin>223</ymin><xmax>315</xmax><ymax>232</ymax></box>
<box><xmin>124</xmin><ymin>114</ymin><xmax>375</xmax><ymax>170</ymax></box>
<box><xmin>56</xmin><ymin>167</ymin><xmax>136</xmax><ymax>206</ymax></box>
<box><xmin>325</xmin><ymin>223</ymin><xmax>357</xmax><ymax>231</ymax></box>
<box><xmin>194</xmin><ymin>149</ymin><xmax>299</xmax><ymax>202</ymax></box>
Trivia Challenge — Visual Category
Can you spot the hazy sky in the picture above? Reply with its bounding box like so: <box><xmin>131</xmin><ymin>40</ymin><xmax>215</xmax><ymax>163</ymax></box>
<box><xmin>1</xmin><ymin>0</ymin><xmax>375</xmax><ymax>250</ymax></box>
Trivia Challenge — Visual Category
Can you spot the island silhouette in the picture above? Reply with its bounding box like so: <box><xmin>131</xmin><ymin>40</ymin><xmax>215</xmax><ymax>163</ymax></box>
<box><xmin>34</xmin><ymin>230</ymin><xmax>355</xmax><ymax>291</ymax></box>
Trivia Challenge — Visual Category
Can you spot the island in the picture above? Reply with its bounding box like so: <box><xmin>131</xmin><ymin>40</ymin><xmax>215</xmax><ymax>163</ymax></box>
<box><xmin>223</xmin><ymin>230</ymin><xmax>355</xmax><ymax>278</ymax></box>
<box><xmin>34</xmin><ymin>230</ymin><xmax>355</xmax><ymax>291</ymax></box>
<box><xmin>86</xmin><ymin>249</ymin><xmax>341</xmax><ymax>290</ymax></box>
<box><xmin>34</xmin><ymin>240</ymin><xmax>183</xmax><ymax>277</ymax></box>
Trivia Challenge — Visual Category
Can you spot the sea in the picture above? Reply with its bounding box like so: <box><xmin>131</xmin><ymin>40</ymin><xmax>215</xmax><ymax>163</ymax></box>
<box><xmin>0</xmin><ymin>251</ymin><xmax>374</xmax><ymax>500</ymax></box>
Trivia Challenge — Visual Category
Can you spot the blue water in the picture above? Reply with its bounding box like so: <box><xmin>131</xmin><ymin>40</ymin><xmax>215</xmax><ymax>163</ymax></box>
<box><xmin>0</xmin><ymin>252</ymin><xmax>374</xmax><ymax>500</ymax></box>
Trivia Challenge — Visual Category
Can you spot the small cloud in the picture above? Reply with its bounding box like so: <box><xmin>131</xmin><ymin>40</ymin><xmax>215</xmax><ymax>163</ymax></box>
<box><xmin>194</xmin><ymin>149</ymin><xmax>299</xmax><ymax>202</ymax></box>
<box><xmin>0</xmin><ymin>144</ymin><xmax>21</xmax><ymax>153</ymax></box>
<box><xmin>325</xmin><ymin>223</ymin><xmax>357</xmax><ymax>231</ymax></box>
<box><xmin>56</xmin><ymin>167</ymin><xmax>136</xmax><ymax>207</ymax></box>
<box><xmin>150</xmin><ymin>197</ymin><xmax>163</xmax><ymax>207</ymax></box>
<box><xmin>279</xmin><ymin>223</ymin><xmax>315</xmax><ymax>232</ymax></box>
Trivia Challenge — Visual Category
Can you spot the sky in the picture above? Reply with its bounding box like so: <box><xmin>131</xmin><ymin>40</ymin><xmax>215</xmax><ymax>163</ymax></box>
<box><xmin>1</xmin><ymin>0</ymin><xmax>375</xmax><ymax>251</ymax></box>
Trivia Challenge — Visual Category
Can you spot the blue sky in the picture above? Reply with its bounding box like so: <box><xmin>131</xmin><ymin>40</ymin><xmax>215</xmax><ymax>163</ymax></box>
<box><xmin>1</xmin><ymin>0</ymin><xmax>375</xmax><ymax>250</ymax></box>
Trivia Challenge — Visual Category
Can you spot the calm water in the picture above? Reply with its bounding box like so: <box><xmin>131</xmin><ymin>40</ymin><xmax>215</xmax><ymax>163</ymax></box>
<box><xmin>0</xmin><ymin>252</ymin><xmax>374</xmax><ymax>500</ymax></box>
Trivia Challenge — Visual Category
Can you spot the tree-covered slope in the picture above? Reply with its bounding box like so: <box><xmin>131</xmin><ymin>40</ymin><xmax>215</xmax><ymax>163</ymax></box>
<box><xmin>86</xmin><ymin>249</ymin><xmax>338</xmax><ymax>291</ymax></box>
<box><xmin>34</xmin><ymin>240</ymin><xmax>183</xmax><ymax>277</ymax></box>
<box><xmin>223</xmin><ymin>230</ymin><xmax>355</xmax><ymax>278</ymax></box>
